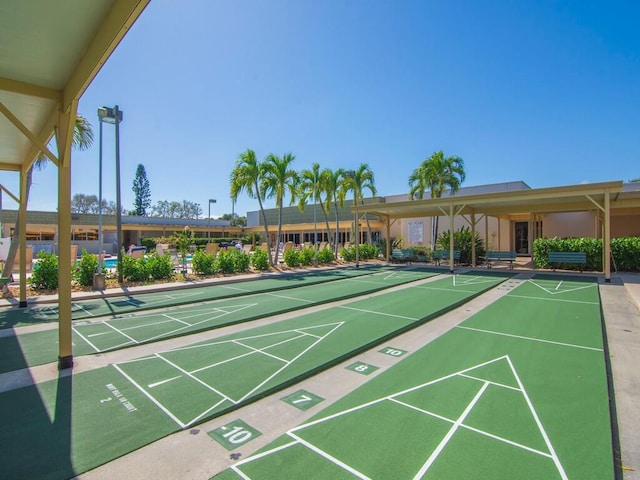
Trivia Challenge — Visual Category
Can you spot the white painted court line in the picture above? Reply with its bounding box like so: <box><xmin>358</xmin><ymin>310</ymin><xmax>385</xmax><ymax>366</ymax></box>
<box><xmin>288</xmin><ymin>432</ymin><xmax>372</xmax><ymax>480</ymax></box>
<box><xmin>72</xmin><ymin>302</ymin><xmax>95</xmax><ymax>317</ymax></box>
<box><xmin>413</xmin><ymin>285</ymin><xmax>478</xmax><ymax>294</ymax></box>
<box><xmin>161</xmin><ymin>313</ymin><xmax>191</xmax><ymax>326</ymax></box>
<box><xmin>506</xmin><ymin>294</ymin><xmax>599</xmax><ymax>305</ymax></box>
<box><xmin>413</xmin><ymin>381</ymin><xmax>489</xmax><ymax>479</ymax></box>
<box><xmin>504</xmin><ymin>356</ymin><xmax>568</xmax><ymax>479</ymax></box>
<box><xmin>71</xmin><ymin>326</ymin><xmax>102</xmax><ymax>352</ymax></box>
<box><xmin>155</xmin><ymin>352</ymin><xmax>235</xmax><ymax>404</ymax></box>
<box><xmin>232</xmin><ymin>440</ymin><xmax>298</xmax><ymax>468</ymax></box>
<box><xmin>140</xmin><ymin>304</ymin><xmax>257</xmax><ymax>344</ymax></box>
<box><xmin>236</xmin><ymin>322</ymin><xmax>344</xmax><ymax>403</ymax></box>
<box><xmin>527</xmin><ymin>279</ymin><xmax>596</xmax><ymax>296</ymax></box>
<box><xmin>458</xmin><ymin>373</ymin><xmax>522</xmax><ymax>391</ymax></box>
<box><xmin>232</xmin><ymin>339</ymin><xmax>289</xmax><ymax>363</ymax></box>
<box><xmin>337</xmin><ymin>305</ymin><xmax>419</xmax><ymax>321</ymax></box>
<box><xmin>113</xmin><ymin>363</ymin><xmax>186</xmax><ymax>429</ymax></box>
<box><xmin>219</xmin><ymin>285</ymin><xmax>253</xmax><ymax>292</ymax></box>
<box><xmin>460</xmin><ymin>423</ymin><xmax>553</xmax><ymax>459</ymax></box>
<box><xmin>265</xmin><ymin>292</ymin><xmax>314</xmax><ymax>303</ymax></box>
<box><xmin>148</xmin><ymin>375</ymin><xmax>182</xmax><ymax>388</ymax></box>
<box><xmin>456</xmin><ymin>325</ymin><xmax>603</xmax><ymax>352</ymax></box>
<box><xmin>102</xmin><ymin>320</ymin><xmax>139</xmax><ymax>345</ymax></box>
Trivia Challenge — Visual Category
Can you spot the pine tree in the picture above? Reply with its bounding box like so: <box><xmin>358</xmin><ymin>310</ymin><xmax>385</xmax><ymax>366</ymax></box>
<box><xmin>132</xmin><ymin>164</ymin><xmax>151</xmax><ymax>216</ymax></box>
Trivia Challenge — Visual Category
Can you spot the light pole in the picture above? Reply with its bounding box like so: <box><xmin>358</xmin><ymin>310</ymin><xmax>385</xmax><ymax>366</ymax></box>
<box><xmin>345</xmin><ymin>171</ymin><xmax>359</xmax><ymax>268</ymax></box>
<box><xmin>208</xmin><ymin>199</ymin><xmax>217</xmax><ymax>240</ymax></box>
<box><xmin>313</xmin><ymin>173</ymin><xmax>318</xmax><ymax>267</ymax></box>
<box><xmin>96</xmin><ymin>105</ymin><xmax>123</xmax><ymax>286</ymax></box>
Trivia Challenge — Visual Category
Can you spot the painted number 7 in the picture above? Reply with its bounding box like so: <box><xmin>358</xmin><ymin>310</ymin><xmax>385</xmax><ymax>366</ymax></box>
<box><xmin>292</xmin><ymin>394</ymin><xmax>312</xmax><ymax>405</ymax></box>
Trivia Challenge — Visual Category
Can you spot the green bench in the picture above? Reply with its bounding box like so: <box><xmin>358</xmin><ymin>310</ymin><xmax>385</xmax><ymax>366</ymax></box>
<box><xmin>548</xmin><ymin>251</ymin><xmax>587</xmax><ymax>272</ymax></box>
<box><xmin>391</xmin><ymin>248</ymin><xmax>412</xmax><ymax>263</ymax></box>
<box><xmin>486</xmin><ymin>251</ymin><xmax>517</xmax><ymax>269</ymax></box>
<box><xmin>433</xmin><ymin>250</ymin><xmax>460</xmax><ymax>266</ymax></box>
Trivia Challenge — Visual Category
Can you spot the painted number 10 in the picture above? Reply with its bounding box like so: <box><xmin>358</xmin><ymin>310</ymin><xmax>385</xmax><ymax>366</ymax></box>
<box><xmin>384</xmin><ymin>348</ymin><xmax>404</xmax><ymax>356</ymax></box>
<box><xmin>222</xmin><ymin>426</ymin><xmax>253</xmax><ymax>444</ymax></box>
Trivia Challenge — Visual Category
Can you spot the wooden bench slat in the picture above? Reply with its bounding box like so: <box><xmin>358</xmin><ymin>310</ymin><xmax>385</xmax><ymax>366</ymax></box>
<box><xmin>548</xmin><ymin>251</ymin><xmax>587</xmax><ymax>272</ymax></box>
<box><xmin>486</xmin><ymin>251</ymin><xmax>516</xmax><ymax>269</ymax></box>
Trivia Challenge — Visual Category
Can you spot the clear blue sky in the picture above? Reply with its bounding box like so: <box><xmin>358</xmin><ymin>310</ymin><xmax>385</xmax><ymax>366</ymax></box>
<box><xmin>4</xmin><ymin>0</ymin><xmax>639</xmax><ymax>218</ymax></box>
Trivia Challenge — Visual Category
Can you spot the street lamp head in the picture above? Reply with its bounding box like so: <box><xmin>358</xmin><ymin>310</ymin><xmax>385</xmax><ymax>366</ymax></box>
<box><xmin>98</xmin><ymin>106</ymin><xmax>123</xmax><ymax>124</ymax></box>
<box><xmin>209</xmin><ymin>199</ymin><xmax>217</xmax><ymax>203</ymax></box>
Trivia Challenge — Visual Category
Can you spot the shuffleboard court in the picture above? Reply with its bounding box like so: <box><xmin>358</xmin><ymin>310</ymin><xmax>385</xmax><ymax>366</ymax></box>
<box><xmin>0</xmin><ymin>268</ymin><xmax>439</xmax><ymax>373</ymax></box>
<box><xmin>0</xmin><ymin>266</ymin><xmax>400</xmax><ymax>329</ymax></box>
<box><xmin>219</xmin><ymin>275</ymin><xmax>613</xmax><ymax>479</ymax></box>
<box><xmin>0</xmin><ymin>272</ymin><xmax>508</xmax><ymax>480</ymax></box>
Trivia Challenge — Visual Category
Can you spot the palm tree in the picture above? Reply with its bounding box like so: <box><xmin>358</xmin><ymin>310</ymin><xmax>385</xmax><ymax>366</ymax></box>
<box><xmin>408</xmin><ymin>150</ymin><xmax>465</xmax><ymax>247</ymax></box>
<box><xmin>262</xmin><ymin>152</ymin><xmax>298</xmax><ymax>265</ymax></box>
<box><xmin>296</xmin><ymin>163</ymin><xmax>331</xmax><ymax>248</ymax></box>
<box><xmin>343</xmin><ymin>163</ymin><xmax>377</xmax><ymax>245</ymax></box>
<box><xmin>2</xmin><ymin>115</ymin><xmax>94</xmax><ymax>278</ymax></box>
<box><xmin>230</xmin><ymin>149</ymin><xmax>273</xmax><ymax>265</ymax></box>
<box><xmin>324</xmin><ymin>168</ymin><xmax>346</xmax><ymax>257</ymax></box>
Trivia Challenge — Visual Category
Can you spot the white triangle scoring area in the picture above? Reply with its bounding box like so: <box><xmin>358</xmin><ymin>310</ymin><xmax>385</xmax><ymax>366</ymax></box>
<box><xmin>250</xmin><ymin>355</ymin><xmax>569</xmax><ymax>479</ymax></box>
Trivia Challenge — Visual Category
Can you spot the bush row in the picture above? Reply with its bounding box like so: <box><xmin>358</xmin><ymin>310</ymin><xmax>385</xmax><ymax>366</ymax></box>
<box><xmin>533</xmin><ymin>237</ymin><xmax>640</xmax><ymax>272</ymax></box>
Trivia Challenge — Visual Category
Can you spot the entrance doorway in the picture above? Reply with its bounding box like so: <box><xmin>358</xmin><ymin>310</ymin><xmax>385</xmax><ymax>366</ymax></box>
<box><xmin>514</xmin><ymin>222</ymin><xmax>529</xmax><ymax>254</ymax></box>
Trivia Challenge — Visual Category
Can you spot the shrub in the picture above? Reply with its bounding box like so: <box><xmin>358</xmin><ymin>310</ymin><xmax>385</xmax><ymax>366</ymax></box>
<box><xmin>232</xmin><ymin>250</ymin><xmax>251</xmax><ymax>273</ymax></box>
<box><xmin>340</xmin><ymin>246</ymin><xmax>355</xmax><ymax>262</ymax></box>
<box><xmin>146</xmin><ymin>252</ymin><xmax>174</xmax><ymax>280</ymax></box>
<box><xmin>317</xmin><ymin>247</ymin><xmax>335</xmax><ymax>264</ymax></box>
<box><xmin>30</xmin><ymin>251</ymin><xmax>58</xmax><ymax>290</ymax></box>
<box><xmin>437</xmin><ymin>227</ymin><xmax>485</xmax><ymax>265</ymax></box>
<box><xmin>533</xmin><ymin>236</ymin><xmax>640</xmax><ymax>272</ymax></box>
<box><xmin>284</xmin><ymin>248</ymin><xmax>300</xmax><ymax>267</ymax></box>
<box><xmin>251</xmin><ymin>248</ymin><xmax>270</xmax><ymax>270</ymax></box>
<box><xmin>216</xmin><ymin>250</ymin><xmax>236</xmax><ymax>274</ymax></box>
<box><xmin>192</xmin><ymin>249</ymin><xmax>216</xmax><ymax>275</ymax></box>
<box><xmin>359</xmin><ymin>243</ymin><xmax>379</xmax><ymax>260</ymax></box>
<box><xmin>74</xmin><ymin>249</ymin><xmax>98</xmax><ymax>286</ymax></box>
<box><xmin>299</xmin><ymin>247</ymin><xmax>315</xmax><ymax>266</ymax></box>
<box><xmin>119</xmin><ymin>254</ymin><xmax>149</xmax><ymax>282</ymax></box>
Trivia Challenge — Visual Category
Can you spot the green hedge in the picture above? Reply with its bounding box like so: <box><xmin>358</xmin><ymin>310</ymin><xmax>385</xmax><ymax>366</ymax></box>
<box><xmin>533</xmin><ymin>237</ymin><xmax>640</xmax><ymax>272</ymax></box>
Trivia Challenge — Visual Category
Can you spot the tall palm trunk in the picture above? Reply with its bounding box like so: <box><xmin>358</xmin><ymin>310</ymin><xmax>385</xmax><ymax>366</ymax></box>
<box><xmin>319</xmin><ymin>199</ymin><xmax>331</xmax><ymax>245</ymax></box>
<box><xmin>255</xmin><ymin>182</ymin><xmax>273</xmax><ymax>266</ymax></box>
<box><xmin>333</xmin><ymin>202</ymin><xmax>341</xmax><ymax>257</ymax></box>
<box><xmin>1</xmin><ymin>166</ymin><xmax>34</xmax><ymax>278</ymax></box>
<box><xmin>274</xmin><ymin>205</ymin><xmax>284</xmax><ymax>264</ymax></box>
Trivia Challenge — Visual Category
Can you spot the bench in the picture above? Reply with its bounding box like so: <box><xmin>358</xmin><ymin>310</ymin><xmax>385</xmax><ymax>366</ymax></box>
<box><xmin>391</xmin><ymin>248</ymin><xmax>412</xmax><ymax>263</ymax></box>
<box><xmin>548</xmin><ymin>251</ymin><xmax>587</xmax><ymax>272</ymax></box>
<box><xmin>486</xmin><ymin>251</ymin><xmax>517</xmax><ymax>270</ymax></box>
<box><xmin>433</xmin><ymin>250</ymin><xmax>460</xmax><ymax>266</ymax></box>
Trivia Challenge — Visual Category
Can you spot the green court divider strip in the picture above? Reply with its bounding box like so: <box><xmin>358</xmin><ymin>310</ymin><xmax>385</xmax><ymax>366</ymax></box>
<box><xmin>220</xmin><ymin>275</ymin><xmax>614</xmax><ymax>480</ymax></box>
<box><xmin>0</xmin><ymin>273</ymin><xmax>509</xmax><ymax>479</ymax></box>
<box><xmin>0</xmin><ymin>265</ymin><xmax>402</xmax><ymax>329</ymax></box>
<box><xmin>0</xmin><ymin>268</ymin><xmax>441</xmax><ymax>373</ymax></box>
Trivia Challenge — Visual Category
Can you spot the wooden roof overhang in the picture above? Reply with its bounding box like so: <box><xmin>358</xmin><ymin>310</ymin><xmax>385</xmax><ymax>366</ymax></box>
<box><xmin>0</xmin><ymin>0</ymin><xmax>150</xmax><ymax>368</ymax></box>
<box><xmin>352</xmin><ymin>181</ymin><xmax>638</xmax><ymax>280</ymax></box>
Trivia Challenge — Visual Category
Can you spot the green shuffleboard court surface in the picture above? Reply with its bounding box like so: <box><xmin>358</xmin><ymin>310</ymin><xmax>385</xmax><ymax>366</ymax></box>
<box><xmin>218</xmin><ymin>275</ymin><xmax>614</xmax><ymax>480</ymax></box>
<box><xmin>0</xmin><ymin>272</ymin><xmax>508</xmax><ymax>479</ymax></box>
<box><xmin>0</xmin><ymin>265</ymin><xmax>401</xmax><ymax>329</ymax></box>
<box><xmin>0</xmin><ymin>268</ymin><xmax>439</xmax><ymax>373</ymax></box>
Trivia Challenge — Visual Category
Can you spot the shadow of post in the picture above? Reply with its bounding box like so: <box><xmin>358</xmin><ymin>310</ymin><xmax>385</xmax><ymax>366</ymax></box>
<box><xmin>0</xmin><ymin>370</ymin><xmax>75</xmax><ymax>479</ymax></box>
